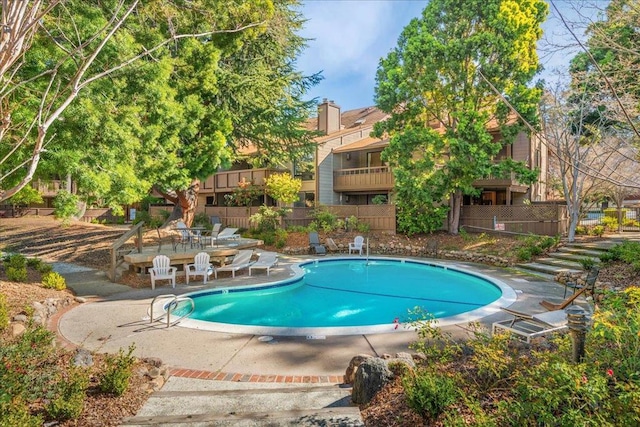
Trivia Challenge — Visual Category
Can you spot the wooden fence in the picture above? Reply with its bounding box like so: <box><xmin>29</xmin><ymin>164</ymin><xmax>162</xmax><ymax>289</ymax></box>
<box><xmin>460</xmin><ymin>204</ymin><xmax>568</xmax><ymax>236</ymax></box>
<box><xmin>149</xmin><ymin>204</ymin><xmax>398</xmax><ymax>233</ymax></box>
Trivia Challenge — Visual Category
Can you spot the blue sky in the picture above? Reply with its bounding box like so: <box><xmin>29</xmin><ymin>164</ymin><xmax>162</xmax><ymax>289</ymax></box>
<box><xmin>296</xmin><ymin>0</ymin><xmax>607</xmax><ymax>112</ymax></box>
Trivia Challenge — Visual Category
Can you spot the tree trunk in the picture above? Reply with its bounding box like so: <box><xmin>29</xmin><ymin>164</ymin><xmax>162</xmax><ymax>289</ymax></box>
<box><xmin>163</xmin><ymin>180</ymin><xmax>200</xmax><ymax>227</ymax></box>
<box><xmin>448</xmin><ymin>190</ymin><xmax>462</xmax><ymax>235</ymax></box>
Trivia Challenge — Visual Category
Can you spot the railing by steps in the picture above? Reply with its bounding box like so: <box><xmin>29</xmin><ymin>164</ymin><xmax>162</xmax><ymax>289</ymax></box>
<box><xmin>109</xmin><ymin>221</ymin><xmax>144</xmax><ymax>282</ymax></box>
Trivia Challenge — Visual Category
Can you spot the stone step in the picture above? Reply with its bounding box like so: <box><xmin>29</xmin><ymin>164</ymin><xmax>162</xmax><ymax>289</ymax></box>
<box><xmin>557</xmin><ymin>246</ymin><xmax>607</xmax><ymax>258</ymax></box>
<box><xmin>517</xmin><ymin>262</ymin><xmax>582</xmax><ymax>276</ymax></box>
<box><xmin>510</xmin><ymin>267</ymin><xmax>557</xmax><ymax>281</ymax></box>
<box><xmin>121</xmin><ymin>379</ymin><xmax>363</xmax><ymax>427</ymax></box>
<box><xmin>532</xmin><ymin>256</ymin><xmax>585</xmax><ymax>270</ymax></box>
<box><xmin>549</xmin><ymin>251</ymin><xmax>601</xmax><ymax>264</ymax></box>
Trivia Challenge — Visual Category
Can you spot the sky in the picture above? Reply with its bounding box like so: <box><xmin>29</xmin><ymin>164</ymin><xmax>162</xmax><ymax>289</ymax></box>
<box><xmin>296</xmin><ymin>0</ymin><xmax>608</xmax><ymax>112</ymax></box>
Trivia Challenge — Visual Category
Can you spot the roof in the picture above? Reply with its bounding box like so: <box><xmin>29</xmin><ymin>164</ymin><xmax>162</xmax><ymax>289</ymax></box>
<box><xmin>332</xmin><ymin>136</ymin><xmax>389</xmax><ymax>153</ymax></box>
<box><xmin>304</xmin><ymin>105</ymin><xmax>389</xmax><ymax>134</ymax></box>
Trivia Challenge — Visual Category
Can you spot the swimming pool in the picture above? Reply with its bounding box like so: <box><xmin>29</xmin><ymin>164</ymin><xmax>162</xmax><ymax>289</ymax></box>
<box><xmin>176</xmin><ymin>258</ymin><xmax>516</xmax><ymax>336</ymax></box>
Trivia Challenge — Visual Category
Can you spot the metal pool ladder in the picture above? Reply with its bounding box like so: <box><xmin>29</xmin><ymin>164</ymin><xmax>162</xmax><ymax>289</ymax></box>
<box><xmin>148</xmin><ymin>294</ymin><xmax>195</xmax><ymax>328</ymax></box>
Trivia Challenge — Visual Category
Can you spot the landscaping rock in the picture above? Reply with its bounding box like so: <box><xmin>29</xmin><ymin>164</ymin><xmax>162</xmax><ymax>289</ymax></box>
<box><xmin>11</xmin><ymin>322</ymin><xmax>26</xmax><ymax>337</ymax></box>
<box><xmin>352</xmin><ymin>358</ymin><xmax>393</xmax><ymax>405</ymax></box>
<box><xmin>12</xmin><ymin>314</ymin><xmax>28</xmax><ymax>323</ymax></box>
<box><xmin>73</xmin><ymin>348</ymin><xmax>94</xmax><ymax>368</ymax></box>
<box><xmin>345</xmin><ymin>354</ymin><xmax>373</xmax><ymax>384</ymax></box>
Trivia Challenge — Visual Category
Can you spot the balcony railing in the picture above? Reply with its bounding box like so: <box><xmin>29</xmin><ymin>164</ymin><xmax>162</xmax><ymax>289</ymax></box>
<box><xmin>333</xmin><ymin>166</ymin><xmax>394</xmax><ymax>192</ymax></box>
<box><xmin>473</xmin><ymin>171</ymin><xmax>526</xmax><ymax>188</ymax></box>
<box><xmin>208</xmin><ymin>168</ymin><xmax>284</xmax><ymax>192</ymax></box>
<box><xmin>31</xmin><ymin>179</ymin><xmax>74</xmax><ymax>197</ymax></box>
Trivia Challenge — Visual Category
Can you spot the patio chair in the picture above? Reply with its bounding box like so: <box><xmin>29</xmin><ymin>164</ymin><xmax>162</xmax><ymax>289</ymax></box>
<box><xmin>174</xmin><ymin>221</ymin><xmax>200</xmax><ymax>250</ymax></box>
<box><xmin>540</xmin><ymin>266</ymin><xmax>600</xmax><ymax>311</ymax></box>
<box><xmin>492</xmin><ymin>307</ymin><xmax>568</xmax><ymax>343</ymax></box>
<box><xmin>186</xmin><ymin>252</ymin><xmax>213</xmax><ymax>284</ymax></box>
<box><xmin>349</xmin><ymin>235</ymin><xmax>365</xmax><ymax>255</ymax></box>
<box><xmin>249</xmin><ymin>252</ymin><xmax>279</xmax><ymax>276</ymax></box>
<box><xmin>214</xmin><ymin>227</ymin><xmax>240</xmax><ymax>244</ymax></box>
<box><xmin>309</xmin><ymin>232</ymin><xmax>326</xmax><ymax>255</ymax></box>
<box><xmin>200</xmin><ymin>223</ymin><xmax>222</xmax><ymax>248</ymax></box>
<box><xmin>149</xmin><ymin>255</ymin><xmax>177</xmax><ymax>290</ymax></box>
<box><xmin>214</xmin><ymin>249</ymin><xmax>254</xmax><ymax>278</ymax></box>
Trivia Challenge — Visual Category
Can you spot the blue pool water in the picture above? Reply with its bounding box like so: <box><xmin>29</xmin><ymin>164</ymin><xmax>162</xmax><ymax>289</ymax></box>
<box><xmin>178</xmin><ymin>259</ymin><xmax>504</xmax><ymax>333</ymax></box>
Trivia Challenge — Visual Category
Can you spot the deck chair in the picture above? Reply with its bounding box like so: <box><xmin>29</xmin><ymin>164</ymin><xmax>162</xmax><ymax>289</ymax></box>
<box><xmin>215</xmin><ymin>227</ymin><xmax>240</xmax><ymax>243</ymax></box>
<box><xmin>349</xmin><ymin>235</ymin><xmax>365</xmax><ymax>255</ymax></box>
<box><xmin>200</xmin><ymin>223</ymin><xmax>222</xmax><ymax>248</ymax></box>
<box><xmin>149</xmin><ymin>255</ymin><xmax>177</xmax><ymax>290</ymax></box>
<box><xmin>174</xmin><ymin>221</ymin><xmax>199</xmax><ymax>250</ymax></box>
<box><xmin>186</xmin><ymin>252</ymin><xmax>213</xmax><ymax>284</ymax></box>
<box><xmin>540</xmin><ymin>266</ymin><xmax>600</xmax><ymax>311</ymax></box>
<box><xmin>309</xmin><ymin>232</ymin><xmax>326</xmax><ymax>255</ymax></box>
<box><xmin>249</xmin><ymin>252</ymin><xmax>278</xmax><ymax>276</ymax></box>
<box><xmin>492</xmin><ymin>307</ymin><xmax>568</xmax><ymax>343</ymax></box>
<box><xmin>214</xmin><ymin>249</ymin><xmax>254</xmax><ymax>278</ymax></box>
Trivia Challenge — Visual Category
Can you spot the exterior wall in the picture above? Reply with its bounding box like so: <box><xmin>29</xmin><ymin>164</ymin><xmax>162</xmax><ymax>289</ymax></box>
<box><xmin>511</xmin><ymin>131</ymin><xmax>530</xmax><ymax>164</ymax></box>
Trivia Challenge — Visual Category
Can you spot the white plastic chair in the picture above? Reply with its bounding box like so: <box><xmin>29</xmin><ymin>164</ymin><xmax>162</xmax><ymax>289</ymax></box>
<box><xmin>349</xmin><ymin>235</ymin><xmax>365</xmax><ymax>255</ymax></box>
<box><xmin>201</xmin><ymin>223</ymin><xmax>222</xmax><ymax>248</ymax></box>
<box><xmin>186</xmin><ymin>252</ymin><xmax>213</xmax><ymax>284</ymax></box>
<box><xmin>214</xmin><ymin>250</ymin><xmax>254</xmax><ymax>278</ymax></box>
<box><xmin>149</xmin><ymin>255</ymin><xmax>177</xmax><ymax>290</ymax></box>
<box><xmin>249</xmin><ymin>252</ymin><xmax>278</xmax><ymax>276</ymax></box>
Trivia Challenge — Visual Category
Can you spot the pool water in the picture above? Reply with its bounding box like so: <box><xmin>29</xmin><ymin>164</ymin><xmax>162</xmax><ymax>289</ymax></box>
<box><xmin>180</xmin><ymin>259</ymin><xmax>503</xmax><ymax>331</ymax></box>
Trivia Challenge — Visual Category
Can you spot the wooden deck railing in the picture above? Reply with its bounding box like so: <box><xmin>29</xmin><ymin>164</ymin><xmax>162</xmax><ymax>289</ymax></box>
<box><xmin>109</xmin><ymin>222</ymin><xmax>144</xmax><ymax>282</ymax></box>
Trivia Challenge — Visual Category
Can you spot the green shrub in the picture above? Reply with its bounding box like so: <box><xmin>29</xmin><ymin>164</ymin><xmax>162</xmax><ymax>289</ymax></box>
<box><xmin>99</xmin><ymin>345</ymin><xmax>136</xmax><ymax>396</ymax></box>
<box><xmin>403</xmin><ymin>370</ymin><xmax>458</xmax><ymax>420</ymax></box>
<box><xmin>590</xmin><ymin>225</ymin><xmax>605</xmax><ymax>237</ymax></box>
<box><xmin>601</xmin><ymin>216</ymin><xmax>618</xmax><ymax>231</ymax></box>
<box><xmin>309</xmin><ymin>207</ymin><xmax>338</xmax><ymax>232</ymax></box>
<box><xmin>0</xmin><ymin>398</ymin><xmax>43</xmax><ymax>427</ymax></box>
<box><xmin>579</xmin><ymin>258</ymin><xmax>596</xmax><ymax>271</ymax></box>
<box><xmin>275</xmin><ymin>228</ymin><xmax>288</xmax><ymax>249</ymax></box>
<box><xmin>356</xmin><ymin>222</ymin><xmax>371</xmax><ymax>233</ymax></box>
<box><xmin>52</xmin><ymin>190</ymin><xmax>79</xmax><ymax>222</ymax></box>
<box><xmin>0</xmin><ymin>294</ymin><xmax>8</xmax><ymax>331</ymax></box>
<box><xmin>371</xmin><ymin>194</ymin><xmax>388</xmax><ymax>204</ymax></box>
<box><xmin>132</xmin><ymin>210</ymin><xmax>164</xmax><ymax>229</ymax></box>
<box><xmin>575</xmin><ymin>225</ymin><xmax>588</xmax><ymax>235</ymax></box>
<box><xmin>249</xmin><ymin>205</ymin><xmax>281</xmax><ymax>232</ymax></box>
<box><xmin>6</xmin><ymin>254</ymin><xmax>26</xmax><ymax>269</ymax></box>
<box><xmin>45</xmin><ymin>368</ymin><xmax>89</xmax><ymax>421</ymax></box>
<box><xmin>37</xmin><ymin>263</ymin><xmax>53</xmax><ymax>274</ymax></box>
<box><xmin>41</xmin><ymin>272</ymin><xmax>66</xmax><ymax>290</ymax></box>
<box><xmin>345</xmin><ymin>215</ymin><xmax>358</xmax><ymax>231</ymax></box>
<box><xmin>604</xmin><ymin>241</ymin><xmax>640</xmax><ymax>264</ymax></box>
<box><xmin>604</xmin><ymin>207</ymin><xmax>627</xmax><ymax>218</ymax></box>
<box><xmin>193</xmin><ymin>212</ymin><xmax>212</xmax><ymax>230</ymax></box>
<box><xmin>516</xmin><ymin>247</ymin><xmax>532</xmax><ymax>262</ymax></box>
<box><xmin>6</xmin><ymin>266</ymin><xmax>27</xmax><ymax>282</ymax></box>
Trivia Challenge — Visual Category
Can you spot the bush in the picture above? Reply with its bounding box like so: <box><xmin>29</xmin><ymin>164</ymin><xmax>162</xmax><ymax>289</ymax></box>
<box><xmin>45</xmin><ymin>368</ymin><xmax>89</xmax><ymax>421</ymax></box>
<box><xmin>403</xmin><ymin>370</ymin><xmax>458</xmax><ymax>420</ymax></box>
<box><xmin>275</xmin><ymin>228</ymin><xmax>288</xmax><ymax>249</ymax></box>
<box><xmin>590</xmin><ymin>225</ymin><xmax>605</xmax><ymax>237</ymax></box>
<box><xmin>132</xmin><ymin>210</ymin><xmax>164</xmax><ymax>229</ymax></box>
<box><xmin>371</xmin><ymin>195</ymin><xmax>388</xmax><ymax>204</ymax></box>
<box><xmin>579</xmin><ymin>257</ymin><xmax>596</xmax><ymax>271</ymax></box>
<box><xmin>6</xmin><ymin>266</ymin><xmax>27</xmax><ymax>282</ymax></box>
<box><xmin>309</xmin><ymin>206</ymin><xmax>338</xmax><ymax>232</ymax></box>
<box><xmin>601</xmin><ymin>216</ymin><xmax>618</xmax><ymax>231</ymax></box>
<box><xmin>575</xmin><ymin>225</ymin><xmax>588</xmax><ymax>235</ymax></box>
<box><xmin>99</xmin><ymin>345</ymin><xmax>136</xmax><ymax>396</ymax></box>
<box><xmin>0</xmin><ymin>398</ymin><xmax>43</xmax><ymax>427</ymax></box>
<box><xmin>516</xmin><ymin>247</ymin><xmax>532</xmax><ymax>262</ymax></box>
<box><xmin>52</xmin><ymin>190</ymin><xmax>79</xmax><ymax>222</ymax></box>
<box><xmin>41</xmin><ymin>272</ymin><xmax>66</xmax><ymax>290</ymax></box>
<box><xmin>249</xmin><ymin>205</ymin><xmax>281</xmax><ymax>232</ymax></box>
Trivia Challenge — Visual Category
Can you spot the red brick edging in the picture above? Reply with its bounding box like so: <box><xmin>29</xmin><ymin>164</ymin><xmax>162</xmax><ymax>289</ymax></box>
<box><xmin>168</xmin><ymin>367</ymin><xmax>344</xmax><ymax>384</ymax></box>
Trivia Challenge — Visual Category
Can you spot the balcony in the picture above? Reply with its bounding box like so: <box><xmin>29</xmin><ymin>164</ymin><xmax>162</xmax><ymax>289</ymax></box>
<box><xmin>208</xmin><ymin>168</ymin><xmax>284</xmax><ymax>193</ymax></box>
<box><xmin>31</xmin><ymin>179</ymin><xmax>74</xmax><ymax>197</ymax></box>
<box><xmin>473</xmin><ymin>172</ymin><xmax>528</xmax><ymax>192</ymax></box>
<box><xmin>333</xmin><ymin>166</ymin><xmax>394</xmax><ymax>192</ymax></box>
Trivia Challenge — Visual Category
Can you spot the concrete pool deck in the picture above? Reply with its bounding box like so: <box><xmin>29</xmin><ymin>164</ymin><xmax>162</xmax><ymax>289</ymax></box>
<box><xmin>53</xmin><ymin>254</ymin><xmax>579</xmax><ymax>382</ymax></box>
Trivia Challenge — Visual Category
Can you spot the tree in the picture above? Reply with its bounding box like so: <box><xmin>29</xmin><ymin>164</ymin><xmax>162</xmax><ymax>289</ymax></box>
<box><xmin>0</xmin><ymin>1</ymin><xmax>280</xmax><ymax>206</ymax></box>
<box><xmin>542</xmin><ymin>82</ymin><xmax>640</xmax><ymax>242</ymax></box>
<box><xmin>265</xmin><ymin>172</ymin><xmax>302</xmax><ymax>206</ymax></box>
<box><xmin>374</xmin><ymin>0</ymin><xmax>547</xmax><ymax>235</ymax></box>
<box><xmin>10</xmin><ymin>1</ymin><xmax>320</xmax><ymax>226</ymax></box>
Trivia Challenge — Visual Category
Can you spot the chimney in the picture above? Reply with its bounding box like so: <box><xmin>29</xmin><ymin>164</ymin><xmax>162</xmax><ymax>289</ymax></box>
<box><xmin>317</xmin><ymin>99</ymin><xmax>341</xmax><ymax>135</ymax></box>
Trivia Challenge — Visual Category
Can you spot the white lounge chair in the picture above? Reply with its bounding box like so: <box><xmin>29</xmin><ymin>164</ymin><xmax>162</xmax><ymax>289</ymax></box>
<box><xmin>214</xmin><ymin>249</ymin><xmax>254</xmax><ymax>278</ymax></box>
<box><xmin>200</xmin><ymin>223</ymin><xmax>222</xmax><ymax>248</ymax></box>
<box><xmin>212</xmin><ymin>227</ymin><xmax>240</xmax><ymax>246</ymax></box>
<box><xmin>492</xmin><ymin>307</ymin><xmax>568</xmax><ymax>343</ymax></box>
<box><xmin>186</xmin><ymin>252</ymin><xmax>213</xmax><ymax>284</ymax></box>
<box><xmin>149</xmin><ymin>255</ymin><xmax>177</xmax><ymax>290</ymax></box>
<box><xmin>249</xmin><ymin>252</ymin><xmax>278</xmax><ymax>276</ymax></box>
<box><xmin>349</xmin><ymin>235</ymin><xmax>365</xmax><ymax>255</ymax></box>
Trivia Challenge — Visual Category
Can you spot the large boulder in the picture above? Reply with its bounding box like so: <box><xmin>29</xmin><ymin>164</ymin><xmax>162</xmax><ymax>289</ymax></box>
<box><xmin>344</xmin><ymin>354</ymin><xmax>373</xmax><ymax>384</ymax></box>
<box><xmin>352</xmin><ymin>358</ymin><xmax>393</xmax><ymax>405</ymax></box>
